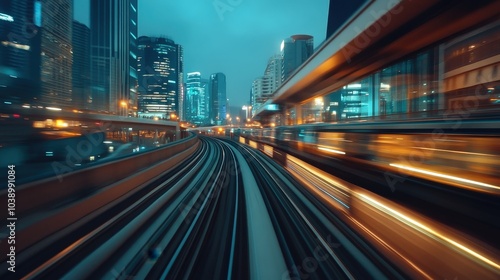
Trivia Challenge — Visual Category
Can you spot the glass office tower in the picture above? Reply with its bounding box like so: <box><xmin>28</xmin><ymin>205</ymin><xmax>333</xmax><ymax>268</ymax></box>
<box><xmin>137</xmin><ymin>36</ymin><xmax>183</xmax><ymax>120</ymax></box>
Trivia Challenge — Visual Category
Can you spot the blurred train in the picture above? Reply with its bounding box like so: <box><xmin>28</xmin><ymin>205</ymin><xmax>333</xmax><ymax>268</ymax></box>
<box><xmin>239</xmin><ymin>118</ymin><xmax>500</xmax><ymax>194</ymax></box>
<box><xmin>236</xmin><ymin>117</ymin><xmax>500</xmax><ymax>277</ymax></box>
<box><xmin>234</xmin><ymin>119</ymin><xmax>500</xmax><ymax>278</ymax></box>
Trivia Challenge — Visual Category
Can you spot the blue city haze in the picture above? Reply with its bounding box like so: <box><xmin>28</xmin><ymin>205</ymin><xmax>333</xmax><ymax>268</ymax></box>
<box><xmin>73</xmin><ymin>0</ymin><xmax>328</xmax><ymax>107</ymax></box>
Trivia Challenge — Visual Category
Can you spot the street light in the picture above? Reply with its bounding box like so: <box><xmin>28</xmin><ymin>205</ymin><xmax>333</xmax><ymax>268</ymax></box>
<box><xmin>242</xmin><ymin>105</ymin><xmax>253</xmax><ymax>120</ymax></box>
<box><xmin>120</xmin><ymin>100</ymin><xmax>128</xmax><ymax>116</ymax></box>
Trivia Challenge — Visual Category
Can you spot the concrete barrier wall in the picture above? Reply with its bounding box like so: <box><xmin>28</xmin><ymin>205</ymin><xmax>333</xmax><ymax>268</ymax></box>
<box><xmin>0</xmin><ymin>134</ymin><xmax>199</xmax><ymax>219</ymax></box>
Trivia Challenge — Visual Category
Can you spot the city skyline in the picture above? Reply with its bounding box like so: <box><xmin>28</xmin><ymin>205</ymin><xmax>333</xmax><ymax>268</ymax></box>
<box><xmin>74</xmin><ymin>0</ymin><xmax>329</xmax><ymax>107</ymax></box>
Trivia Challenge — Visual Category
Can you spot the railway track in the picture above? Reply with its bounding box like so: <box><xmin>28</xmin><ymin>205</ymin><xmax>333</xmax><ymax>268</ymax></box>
<box><xmin>0</xmin><ymin>136</ymin><xmax>407</xmax><ymax>279</ymax></box>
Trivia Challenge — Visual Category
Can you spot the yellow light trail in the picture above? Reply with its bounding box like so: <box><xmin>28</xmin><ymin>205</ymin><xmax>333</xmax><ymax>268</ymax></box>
<box><xmin>358</xmin><ymin>193</ymin><xmax>500</xmax><ymax>271</ymax></box>
<box><xmin>318</xmin><ymin>146</ymin><xmax>346</xmax><ymax>155</ymax></box>
<box><xmin>390</xmin><ymin>163</ymin><xmax>500</xmax><ymax>191</ymax></box>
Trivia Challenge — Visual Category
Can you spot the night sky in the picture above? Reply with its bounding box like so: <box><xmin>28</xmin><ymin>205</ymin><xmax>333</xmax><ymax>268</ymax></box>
<box><xmin>74</xmin><ymin>0</ymin><xmax>329</xmax><ymax>107</ymax></box>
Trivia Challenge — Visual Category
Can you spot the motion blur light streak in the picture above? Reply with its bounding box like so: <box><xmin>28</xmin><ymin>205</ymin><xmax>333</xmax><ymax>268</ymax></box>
<box><xmin>2</xmin><ymin>0</ymin><xmax>500</xmax><ymax>278</ymax></box>
<box><xmin>225</xmin><ymin>144</ymin><xmax>239</xmax><ymax>280</ymax></box>
<box><xmin>45</xmin><ymin>107</ymin><xmax>62</xmax><ymax>111</ymax></box>
<box><xmin>276</xmin><ymin>184</ymin><xmax>356</xmax><ymax>279</ymax></box>
<box><xmin>24</xmin><ymin>228</ymin><xmax>93</xmax><ymax>279</ymax></box>
<box><xmin>286</xmin><ymin>155</ymin><xmax>350</xmax><ymax>210</ymax></box>
<box><xmin>241</xmin><ymin>143</ymin><xmax>363</xmax><ymax>278</ymax></box>
<box><xmin>287</xmin><ymin>161</ymin><xmax>350</xmax><ymax>210</ymax></box>
<box><xmin>357</xmin><ymin>193</ymin><xmax>500</xmax><ymax>272</ymax></box>
<box><xmin>318</xmin><ymin>146</ymin><xmax>346</xmax><ymax>155</ymax></box>
<box><xmin>389</xmin><ymin>163</ymin><xmax>500</xmax><ymax>193</ymax></box>
<box><xmin>413</xmin><ymin>146</ymin><xmax>497</xmax><ymax>157</ymax></box>
<box><xmin>347</xmin><ymin>217</ymin><xmax>433</xmax><ymax>280</ymax></box>
<box><xmin>249</xmin><ymin>137</ymin><xmax>500</xmax><ymax>277</ymax></box>
<box><xmin>318</xmin><ymin>137</ymin><xmax>352</xmax><ymax>143</ymax></box>
<box><xmin>163</xmin><ymin>186</ymin><xmax>216</xmax><ymax>276</ymax></box>
<box><xmin>287</xmin><ymin>155</ymin><xmax>350</xmax><ymax>195</ymax></box>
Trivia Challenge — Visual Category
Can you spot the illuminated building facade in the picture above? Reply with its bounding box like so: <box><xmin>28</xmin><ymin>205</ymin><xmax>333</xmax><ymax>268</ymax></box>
<box><xmin>201</xmin><ymin>78</ymin><xmax>210</xmax><ymax>123</ymax></box>
<box><xmin>137</xmin><ymin>36</ymin><xmax>183</xmax><ymax>120</ymax></box>
<box><xmin>209</xmin><ymin>72</ymin><xmax>226</xmax><ymax>125</ymax></box>
<box><xmin>251</xmin><ymin>54</ymin><xmax>282</xmax><ymax>115</ymax></box>
<box><xmin>186</xmin><ymin>72</ymin><xmax>208</xmax><ymax>124</ymax></box>
<box><xmin>129</xmin><ymin>0</ymin><xmax>138</xmax><ymax>116</ymax></box>
<box><xmin>0</xmin><ymin>1</ymin><xmax>41</xmax><ymax>104</ymax></box>
<box><xmin>39</xmin><ymin>0</ymin><xmax>73</xmax><ymax>109</ymax></box>
<box><xmin>0</xmin><ymin>0</ymin><xmax>74</xmax><ymax>108</ymax></box>
<box><xmin>72</xmin><ymin>20</ymin><xmax>90</xmax><ymax>110</ymax></box>
<box><xmin>90</xmin><ymin>0</ymin><xmax>137</xmax><ymax>115</ymax></box>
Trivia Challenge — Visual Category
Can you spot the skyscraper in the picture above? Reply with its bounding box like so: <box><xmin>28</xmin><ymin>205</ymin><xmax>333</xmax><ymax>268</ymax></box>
<box><xmin>252</xmin><ymin>54</ymin><xmax>282</xmax><ymax>113</ymax></box>
<box><xmin>72</xmin><ymin>20</ymin><xmax>90</xmax><ymax>110</ymax></box>
<box><xmin>137</xmin><ymin>36</ymin><xmax>182</xmax><ymax>120</ymax></box>
<box><xmin>90</xmin><ymin>0</ymin><xmax>137</xmax><ymax>115</ymax></box>
<box><xmin>129</xmin><ymin>0</ymin><xmax>138</xmax><ymax>116</ymax></box>
<box><xmin>281</xmin><ymin>34</ymin><xmax>314</xmax><ymax>82</ymax></box>
<box><xmin>39</xmin><ymin>0</ymin><xmax>73</xmax><ymax>108</ymax></box>
<box><xmin>209</xmin><ymin>73</ymin><xmax>226</xmax><ymax>125</ymax></box>
<box><xmin>251</xmin><ymin>77</ymin><xmax>267</xmax><ymax>114</ymax></box>
<box><xmin>264</xmin><ymin>54</ymin><xmax>282</xmax><ymax>92</ymax></box>
<box><xmin>201</xmin><ymin>78</ymin><xmax>210</xmax><ymax>124</ymax></box>
<box><xmin>177</xmin><ymin>50</ymin><xmax>184</xmax><ymax>121</ymax></box>
<box><xmin>0</xmin><ymin>0</ymin><xmax>42</xmax><ymax>105</ymax></box>
<box><xmin>1</xmin><ymin>0</ymin><xmax>74</xmax><ymax>109</ymax></box>
<box><xmin>186</xmin><ymin>72</ymin><xmax>208</xmax><ymax>124</ymax></box>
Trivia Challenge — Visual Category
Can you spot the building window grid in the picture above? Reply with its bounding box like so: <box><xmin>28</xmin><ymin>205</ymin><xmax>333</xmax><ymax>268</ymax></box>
<box><xmin>296</xmin><ymin>41</ymin><xmax>498</xmax><ymax>124</ymax></box>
